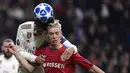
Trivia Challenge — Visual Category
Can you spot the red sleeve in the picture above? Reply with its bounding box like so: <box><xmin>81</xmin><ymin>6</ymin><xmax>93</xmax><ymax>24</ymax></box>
<box><xmin>71</xmin><ymin>53</ymin><xmax>93</xmax><ymax>70</ymax></box>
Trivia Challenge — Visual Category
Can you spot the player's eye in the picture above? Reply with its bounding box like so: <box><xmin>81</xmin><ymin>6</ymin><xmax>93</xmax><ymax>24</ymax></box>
<box><xmin>49</xmin><ymin>32</ymin><xmax>53</xmax><ymax>35</ymax></box>
<box><xmin>55</xmin><ymin>31</ymin><xmax>60</xmax><ymax>35</ymax></box>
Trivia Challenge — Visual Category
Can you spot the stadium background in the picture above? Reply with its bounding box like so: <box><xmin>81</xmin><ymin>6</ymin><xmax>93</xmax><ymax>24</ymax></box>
<box><xmin>0</xmin><ymin>0</ymin><xmax>129</xmax><ymax>73</ymax></box>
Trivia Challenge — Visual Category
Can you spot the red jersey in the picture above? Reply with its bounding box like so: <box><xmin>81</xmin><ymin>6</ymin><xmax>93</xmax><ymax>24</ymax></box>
<box><xmin>35</xmin><ymin>45</ymin><xmax>93</xmax><ymax>73</ymax></box>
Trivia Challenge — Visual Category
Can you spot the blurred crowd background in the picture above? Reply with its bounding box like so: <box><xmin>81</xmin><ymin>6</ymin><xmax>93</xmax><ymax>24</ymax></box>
<box><xmin>0</xmin><ymin>0</ymin><xmax>130</xmax><ymax>73</ymax></box>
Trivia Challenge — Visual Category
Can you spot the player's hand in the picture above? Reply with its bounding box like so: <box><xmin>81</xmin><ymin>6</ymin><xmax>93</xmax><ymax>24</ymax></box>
<box><xmin>35</xmin><ymin>55</ymin><xmax>46</xmax><ymax>64</ymax></box>
<box><xmin>8</xmin><ymin>44</ymin><xmax>17</xmax><ymax>54</ymax></box>
<box><xmin>61</xmin><ymin>47</ymin><xmax>74</xmax><ymax>61</ymax></box>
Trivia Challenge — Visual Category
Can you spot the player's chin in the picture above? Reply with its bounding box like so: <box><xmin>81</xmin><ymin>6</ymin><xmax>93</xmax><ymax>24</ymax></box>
<box><xmin>5</xmin><ymin>53</ymin><xmax>12</xmax><ymax>57</ymax></box>
<box><xmin>51</xmin><ymin>41</ymin><xmax>59</xmax><ymax>45</ymax></box>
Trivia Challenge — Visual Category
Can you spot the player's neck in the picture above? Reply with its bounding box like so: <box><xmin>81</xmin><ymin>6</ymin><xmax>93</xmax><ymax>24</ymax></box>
<box><xmin>49</xmin><ymin>43</ymin><xmax>62</xmax><ymax>50</ymax></box>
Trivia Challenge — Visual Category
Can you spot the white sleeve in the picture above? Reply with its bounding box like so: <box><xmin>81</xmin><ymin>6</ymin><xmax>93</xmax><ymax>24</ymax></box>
<box><xmin>19</xmin><ymin>51</ymin><xmax>37</xmax><ymax>63</ymax></box>
<box><xmin>16</xmin><ymin>25</ymin><xmax>37</xmax><ymax>62</ymax></box>
<box><xmin>61</xmin><ymin>35</ymin><xmax>78</xmax><ymax>53</ymax></box>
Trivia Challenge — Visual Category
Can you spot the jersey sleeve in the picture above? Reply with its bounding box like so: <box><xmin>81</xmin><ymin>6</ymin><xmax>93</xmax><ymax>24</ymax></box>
<box><xmin>61</xmin><ymin>35</ymin><xmax>78</xmax><ymax>53</ymax></box>
<box><xmin>16</xmin><ymin>24</ymin><xmax>37</xmax><ymax>63</ymax></box>
<box><xmin>71</xmin><ymin>53</ymin><xmax>93</xmax><ymax>70</ymax></box>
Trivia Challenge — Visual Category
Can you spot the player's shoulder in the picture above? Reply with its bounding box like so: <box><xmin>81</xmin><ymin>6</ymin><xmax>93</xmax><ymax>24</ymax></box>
<box><xmin>62</xmin><ymin>45</ymin><xmax>67</xmax><ymax>49</ymax></box>
<box><xmin>11</xmin><ymin>55</ymin><xmax>19</xmax><ymax>62</ymax></box>
<box><xmin>37</xmin><ymin>46</ymin><xmax>49</xmax><ymax>52</ymax></box>
<box><xmin>0</xmin><ymin>54</ymin><xmax>4</xmax><ymax>57</ymax></box>
<box><xmin>40</xmin><ymin>46</ymin><xmax>48</xmax><ymax>50</ymax></box>
<box><xmin>18</xmin><ymin>21</ymin><xmax>34</xmax><ymax>29</ymax></box>
<box><xmin>0</xmin><ymin>54</ymin><xmax>4</xmax><ymax>59</ymax></box>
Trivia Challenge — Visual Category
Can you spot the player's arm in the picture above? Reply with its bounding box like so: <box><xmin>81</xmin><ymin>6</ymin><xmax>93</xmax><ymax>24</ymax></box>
<box><xmin>60</xmin><ymin>35</ymin><xmax>78</xmax><ymax>61</ymax></box>
<box><xmin>71</xmin><ymin>53</ymin><xmax>105</xmax><ymax>73</ymax></box>
<box><xmin>16</xmin><ymin>24</ymin><xmax>37</xmax><ymax>62</ymax></box>
<box><xmin>89</xmin><ymin>65</ymin><xmax>105</xmax><ymax>73</ymax></box>
<box><xmin>8</xmin><ymin>44</ymin><xmax>35</xmax><ymax>73</ymax></box>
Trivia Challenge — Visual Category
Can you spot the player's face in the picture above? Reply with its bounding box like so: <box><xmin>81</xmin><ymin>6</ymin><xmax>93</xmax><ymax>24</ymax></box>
<box><xmin>47</xmin><ymin>26</ymin><xmax>62</xmax><ymax>46</ymax></box>
<box><xmin>2</xmin><ymin>42</ymin><xmax>13</xmax><ymax>58</ymax></box>
<box><xmin>33</xmin><ymin>26</ymin><xmax>45</xmax><ymax>36</ymax></box>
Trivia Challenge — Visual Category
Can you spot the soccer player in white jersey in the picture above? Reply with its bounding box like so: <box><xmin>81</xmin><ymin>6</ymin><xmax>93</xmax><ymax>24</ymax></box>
<box><xmin>0</xmin><ymin>39</ymin><xmax>19</xmax><ymax>73</ymax></box>
<box><xmin>16</xmin><ymin>3</ymin><xmax>77</xmax><ymax>73</ymax></box>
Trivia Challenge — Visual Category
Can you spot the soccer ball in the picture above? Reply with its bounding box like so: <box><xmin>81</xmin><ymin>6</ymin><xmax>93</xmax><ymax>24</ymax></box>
<box><xmin>34</xmin><ymin>3</ymin><xmax>54</xmax><ymax>23</ymax></box>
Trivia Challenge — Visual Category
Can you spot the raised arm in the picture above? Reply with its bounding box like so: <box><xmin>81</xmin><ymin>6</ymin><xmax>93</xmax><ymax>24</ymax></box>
<box><xmin>8</xmin><ymin>44</ymin><xmax>35</xmax><ymax>73</ymax></box>
<box><xmin>89</xmin><ymin>65</ymin><xmax>105</xmax><ymax>73</ymax></box>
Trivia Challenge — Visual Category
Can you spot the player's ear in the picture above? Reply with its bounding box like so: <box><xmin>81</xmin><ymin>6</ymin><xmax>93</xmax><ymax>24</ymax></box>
<box><xmin>60</xmin><ymin>31</ymin><xmax>62</xmax><ymax>35</ymax></box>
<box><xmin>59</xmin><ymin>31</ymin><xmax>63</xmax><ymax>41</ymax></box>
<box><xmin>60</xmin><ymin>32</ymin><xmax>62</xmax><ymax>38</ymax></box>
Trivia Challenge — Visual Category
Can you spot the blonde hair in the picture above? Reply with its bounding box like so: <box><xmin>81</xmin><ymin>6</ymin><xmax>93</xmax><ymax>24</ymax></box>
<box><xmin>47</xmin><ymin>19</ymin><xmax>62</xmax><ymax>30</ymax></box>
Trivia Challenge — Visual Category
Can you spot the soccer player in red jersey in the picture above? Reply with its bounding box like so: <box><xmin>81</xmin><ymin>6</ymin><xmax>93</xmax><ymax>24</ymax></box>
<box><xmin>8</xmin><ymin>20</ymin><xmax>105</xmax><ymax>73</ymax></box>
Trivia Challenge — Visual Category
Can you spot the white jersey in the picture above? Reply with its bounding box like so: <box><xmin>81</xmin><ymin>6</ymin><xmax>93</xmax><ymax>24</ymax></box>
<box><xmin>0</xmin><ymin>54</ymin><xmax>19</xmax><ymax>73</ymax></box>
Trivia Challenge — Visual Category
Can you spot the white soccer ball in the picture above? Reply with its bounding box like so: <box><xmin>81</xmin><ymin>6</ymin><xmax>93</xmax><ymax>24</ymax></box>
<box><xmin>34</xmin><ymin>3</ymin><xmax>54</xmax><ymax>23</ymax></box>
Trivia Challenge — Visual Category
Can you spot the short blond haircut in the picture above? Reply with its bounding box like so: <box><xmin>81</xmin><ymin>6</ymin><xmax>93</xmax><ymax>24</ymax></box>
<box><xmin>47</xmin><ymin>19</ymin><xmax>61</xmax><ymax>30</ymax></box>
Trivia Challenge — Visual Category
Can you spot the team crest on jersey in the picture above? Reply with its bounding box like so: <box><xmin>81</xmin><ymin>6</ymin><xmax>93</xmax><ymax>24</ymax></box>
<box><xmin>27</xmin><ymin>32</ymin><xmax>32</xmax><ymax>39</ymax></box>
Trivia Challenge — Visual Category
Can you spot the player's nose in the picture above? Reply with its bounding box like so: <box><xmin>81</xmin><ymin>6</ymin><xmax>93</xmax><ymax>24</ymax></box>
<box><xmin>53</xmin><ymin>34</ymin><xmax>57</xmax><ymax>37</ymax></box>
